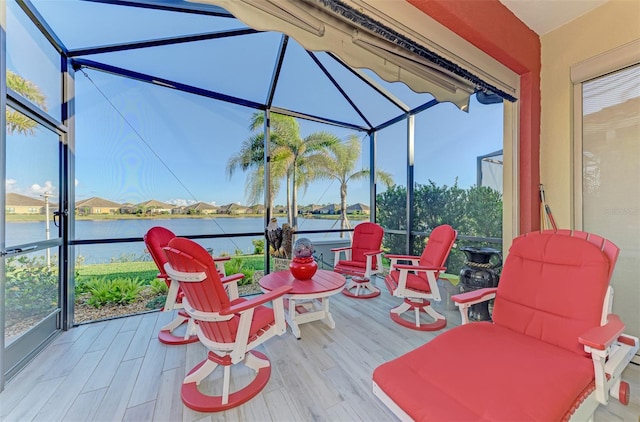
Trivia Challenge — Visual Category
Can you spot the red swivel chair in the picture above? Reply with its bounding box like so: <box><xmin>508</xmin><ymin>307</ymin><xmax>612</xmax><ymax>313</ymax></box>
<box><xmin>384</xmin><ymin>224</ymin><xmax>457</xmax><ymax>330</ymax></box>
<box><xmin>332</xmin><ymin>222</ymin><xmax>384</xmax><ymax>299</ymax></box>
<box><xmin>144</xmin><ymin>226</ymin><xmax>242</xmax><ymax>345</ymax></box>
<box><xmin>373</xmin><ymin>230</ymin><xmax>639</xmax><ymax>421</ymax></box>
<box><xmin>163</xmin><ymin>237</ymin><xmax>291</xmax><ymax>412</ymax></box>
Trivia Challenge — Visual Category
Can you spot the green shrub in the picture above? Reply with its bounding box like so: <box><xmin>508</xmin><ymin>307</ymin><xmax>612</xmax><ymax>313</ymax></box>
<box><xmin>85</xmin><ymin>276</ymin><xmax>145</xmax><ymax>307</ymax></box>
<box><xmin>252</xmin><ymin>239</ymin><xmax>265</xmax><ymax>255</ymax></box>
<box><xmin>224</xmin><ymin>257</ymin><xmax>253</xmax><ymax>285</ymax></box>
<box><xmin>5</xmin><ymin>255</ymin><xmax>58</xmax><ymax>323</ymax></box>
<box><xmin>146</xmin><ymin>295</ymin><xmax>167</xmax><ymax>310</ymax></box>
<box><xmin>150</xmin><ymin>278</ymin><xmax>169</xmax><ymax>295</ymax></box>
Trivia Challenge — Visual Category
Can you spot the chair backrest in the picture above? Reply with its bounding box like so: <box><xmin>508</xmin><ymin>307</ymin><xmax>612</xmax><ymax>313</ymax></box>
<box><xmin>492</xmin><ymin>230</ymin><xmax>618</xmax><ymax>356</ymax></box>
<box><xmin>144</xmin><ymin>226</ymin><xmax>176</xmax><ymax>281</ymax></box>
<box><xmin>163</xmin><ymin>237</ymin><xmax>237</xmax><ymax>343</ymax></box>
<box><xmin>418</xmin><ymin>224</ymin><xmax>457</xmax><ymax>269</ymax></box>
<box><xmin>350</xmin><ymin>222</ymin><xmax>384</xmax><ymax>267</ymax></box>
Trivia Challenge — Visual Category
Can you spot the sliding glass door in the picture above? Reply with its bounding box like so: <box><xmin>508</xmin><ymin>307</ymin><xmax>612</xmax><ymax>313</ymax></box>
<box><xmin>579</xmin><ymin>64</ymin><xmax>640</xmax><ymax>340</ymax></box>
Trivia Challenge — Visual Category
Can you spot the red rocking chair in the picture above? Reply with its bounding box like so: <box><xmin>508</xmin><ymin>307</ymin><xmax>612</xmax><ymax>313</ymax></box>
<box><xmin>332</xmin><ymin>222</ymin><xmax>384</xmax><ymax>299</ymax></box>
<box><xmin>373</xmin><ymin>230</ymin><xmax>639</xmax><ymax>421</ymax></box>
<box><xmin>144</xmin><ymin>226</ymin><xmax>242</xmax><ymax>345</ymax></box>
<box><xmin>163</xmin><ymin>237</ymin><xmax>291</xmax><ymax>412</ymax></box>
<box><xmin>384</xmin><ymin>224</ymin><xmax>457</xmax><ymax>331</ymax></box>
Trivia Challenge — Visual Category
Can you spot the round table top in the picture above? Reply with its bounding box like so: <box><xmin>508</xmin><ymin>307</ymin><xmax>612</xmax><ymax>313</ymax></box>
<box><xmin>259</xmin><ymin>269</ymin><xmax>345</xmax><ymax>295</ymax></box>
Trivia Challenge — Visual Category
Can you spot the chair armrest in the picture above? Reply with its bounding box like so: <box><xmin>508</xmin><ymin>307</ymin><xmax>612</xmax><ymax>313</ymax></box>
<box><xmin>213</xmin><ymin>256</ymin><xmax>231</xmax><ymax>262</ymax></box>
<box><xmin>452</xmin><ymin>287</ymin><xmax>497</xmax><ymax>304</ymax></box>
<box><xmin>385</xmin><ymin>254</ymin><xmax>420</xmax><ymax>261</ymax></box>
<box><xmin>221</xmin><ymin>286</ymin><xmax>292</xmax><ymax>315</ymax></box>
<box><xmin>221</xmin><ymin>273</ymin><xmax>244</xmax><ymax>284</ymax></box>
<box><xmin>221</xmin><ymin>273</ymin><xmax>243</xmax><ymax>300</ymax></box>
<box><xmin>393</xmin><ymin>264</ymin><xmax>446</xmax><ymax>272</ymax></box>
<box><xmin>453</xmin><ymin>288</ymin><xmax>497</xmax><ymax>325</ymax></box>
<box><xmin>364</xmin><ymin>250</ymin><xmax>384</xmax><ymax>256</ymax></box>
<box><xmin>331</xmin><ymin>246</ymin><xmax>351</xmax><ymax>252</ymax></box>
<box><xmin>579</xmin><ymin>314</ymin><xmax>625</xmax><ymax>351</ymax></box>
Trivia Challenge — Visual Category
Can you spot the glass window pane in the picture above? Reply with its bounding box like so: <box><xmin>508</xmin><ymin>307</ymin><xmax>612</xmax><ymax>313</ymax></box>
<box><xmin>75</xmin><ymin>70</ymin><xmax>268</xmax><ymax>238</ymax></box>
<box><xmin>84</xmin><ymin>32</ymin><xmax>281</xmax><ymax>105</ymax></box>
<box><xmin>73</xmin><ymin>240</ymin><xmax>264</xmax><ymax>323</ymax></box>
<box><xmin>6</xmin><ymin>0</ymin><xmax>61</xmax><ymax>119</ymax></box>
<box><xmin>5</xmin><ymin>247</ymin><xmax>59</xmax><ymax>343</ymax></box>
<box><xmin>5</xmin><ymin>107</ymin><xmax>60</xmax><ymax>246</ymax></box>
<box><xmin>375</xmin><ymin>123</ymin><xmax>407</xmax><ymax>254</ymax></box>
<box><xmin>413</xmin><ymin>96</ymin><xmax>503</xmax><ymax>241</ymax></box>
<box><xmin>33</xmin><ymin>0</ymin><xmax>243</xmax><ymax>50</ymax></box>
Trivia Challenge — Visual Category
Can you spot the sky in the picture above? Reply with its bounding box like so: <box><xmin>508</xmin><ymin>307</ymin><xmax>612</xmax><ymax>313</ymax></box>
<box><xmin>5</xmin><ymin>0</ymin><xmax>504</xmax><ymax>208</ymax></box>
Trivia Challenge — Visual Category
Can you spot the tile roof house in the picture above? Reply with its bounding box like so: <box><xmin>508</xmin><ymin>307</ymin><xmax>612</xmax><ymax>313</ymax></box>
<box><xmin>134</xmin><ymin>199</ymin><xmax>175</xmax><ymax>214</ymax></box>
<box><xmin>5</xmin><ymin>193</ymin><xmax>45</xmax><ymax>214</ymax></box>
<box><xmin>75</xmin><ymin>197</ymin><xmax>122</xmax><ymax>215</ymax></box>
<box><xmin>218</xmin><ymin>203</ymin><xmax>250</xmax><ymax>214</ymax></box>
<box><xmin>346</xmin><ymin>203</ymin><xmax>370</xmax><ymax>214</ymax></box>
<box><xmin>185</xmin><ymin>202</ymin><xmax>218</xmax><ymax>214</ymax></box>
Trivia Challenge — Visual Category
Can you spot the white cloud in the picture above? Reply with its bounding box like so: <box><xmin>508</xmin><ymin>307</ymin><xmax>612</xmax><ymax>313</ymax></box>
<box><xmin>5</xmin><ymin>179</ymin><xmax>17</xmax><ymax>192</ymax></box>
<box><xmin>75</xmin><ymin>179</ymin><xmax>79</xmax><ymax>186</ymax></box>
<box><xmin>29</xmin><ymin>181</ymin><xmax>56</xmax><ymax>195</ymax></box>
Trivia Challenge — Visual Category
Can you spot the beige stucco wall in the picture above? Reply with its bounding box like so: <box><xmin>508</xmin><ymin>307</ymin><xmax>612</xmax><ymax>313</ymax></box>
<box><xmin>540</xmin><ymin>0</ymin><xmax>640</xmax><ymax>226</ymax></box>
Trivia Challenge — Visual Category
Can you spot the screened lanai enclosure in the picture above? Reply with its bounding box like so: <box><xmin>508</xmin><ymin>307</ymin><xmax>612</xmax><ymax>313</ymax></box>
<box><xmin>1</xmin><ymin>0</ymin><xmax>511</xmax><ymax>388</ymax></box>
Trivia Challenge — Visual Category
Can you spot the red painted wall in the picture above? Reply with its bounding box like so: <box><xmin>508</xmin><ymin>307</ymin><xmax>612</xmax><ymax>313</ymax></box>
<box><xmin>407</xmin><ymin>0</ymin><xmax>541</xmax><ymax>234</ymax></box>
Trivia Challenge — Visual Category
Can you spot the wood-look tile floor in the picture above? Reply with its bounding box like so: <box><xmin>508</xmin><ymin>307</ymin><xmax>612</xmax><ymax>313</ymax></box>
<box><xmin>1</xmin><ymin>280</ymin><xmax>639</xmax><ymax>421</ymax></box>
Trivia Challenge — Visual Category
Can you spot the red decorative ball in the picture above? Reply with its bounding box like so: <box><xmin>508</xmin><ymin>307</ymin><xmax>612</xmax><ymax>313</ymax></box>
<box><xmin>289</xmin><ymin>257</ymin><xmax>318</xmax><ymax>280</ymax></box>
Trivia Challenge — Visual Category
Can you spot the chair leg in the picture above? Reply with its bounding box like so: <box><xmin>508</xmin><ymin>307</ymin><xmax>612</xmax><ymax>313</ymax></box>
<box><xmin>342</xmin><ymin>276</ymin><xmax>381</xmax><ymax>299</ymax></box>
<box><xmin>181</xmin><ymin>350</ymin><xmax>272</xmax><ymax>412</ymax></box>
<box><xmin>158</xmin><ymin>310</ymin><xmax>199</xmax><ymax>345</ymax></box>
<box><xmin>390</xmin><ymin>298</ymin><xmax>447</xmax><ymax>331</ymax></box>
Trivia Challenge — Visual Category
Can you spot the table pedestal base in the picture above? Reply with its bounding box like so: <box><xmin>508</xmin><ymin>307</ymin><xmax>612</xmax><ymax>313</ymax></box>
<box><xmin>342</xmin><ymin>276</ymin><xmax>381</xmax><ymax>299</ymax></box>
<box><xmin>285</xmin><ymin>297</ymin><xmax>335</xmax><ymax>339</ymax></box>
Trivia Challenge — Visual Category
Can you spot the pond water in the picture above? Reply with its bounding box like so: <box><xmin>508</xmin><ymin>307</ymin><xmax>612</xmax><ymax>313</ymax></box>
<box><xmin>7</xmin><ymin>216</ymin><xmax>356</xmax><ymax>264</ymax></box>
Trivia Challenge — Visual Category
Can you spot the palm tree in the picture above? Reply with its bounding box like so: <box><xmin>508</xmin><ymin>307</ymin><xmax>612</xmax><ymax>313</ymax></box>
<box><xmin>6</xmin><ymin>70</ymin><xmax>48</xmax><ymax>135</ymax></box>
<box><xmin>280</xmin><ymin>129</ymin><xmax>339</xmax><ymax>227</ymax></box>
<box><xmin>227</xmin><ymin>112</ymin><xmax>339</xmax><ymax>227</ymax></box>
<box><xmin>226</xmin><ymin>131</ymin><xmax>286</xmax><ymax>212</ymax></box>
<box><xmin>322</xmin><ymin>135</ymin><xmax>394</xmax><ymax>235</ymax></box>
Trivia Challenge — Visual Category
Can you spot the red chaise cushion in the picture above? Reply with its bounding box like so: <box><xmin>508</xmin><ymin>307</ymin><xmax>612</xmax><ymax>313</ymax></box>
<box><xmin>373</xmin><ymin>322</ymin><xmax>594</xmax><ymax>421</ymax></box>
<box><xmin>492</xmin><ymin>232</ymin><xmax>610</xmax><ymax>355</ymax></box>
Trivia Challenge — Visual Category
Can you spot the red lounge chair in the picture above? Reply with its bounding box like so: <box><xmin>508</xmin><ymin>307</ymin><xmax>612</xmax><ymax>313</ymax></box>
<box><xmin>332</xmin><ymin>222</ymin><xmax>385</xmax><ymax>298</ymax></box>
<box><xmin>144</xmin><ymin>226</ymin><xmax>242</xmax><ymax>345</ymax></box>
<box><xmin>373</xmin><ymin>230</ymin><xmax>639</xmax><ymax>421</ymax></box>
<box><xmin>383</xmin><ymin>224</ymin><xmax>457</xmax><ymax>330</ymax></box>
<box><xmin>163</xmin><ymin>237</ymin><xmax>291</xmax><ymax>412</ymax></box>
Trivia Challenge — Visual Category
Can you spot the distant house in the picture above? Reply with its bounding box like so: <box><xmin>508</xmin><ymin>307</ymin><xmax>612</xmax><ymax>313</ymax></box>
<box><xmin>76</xmin><ymin>197</ymin><xmax>122</xmax><ymax>215</ymax></box>
<box><xmin>6</xmin><ymin>193</ymin><xmax>45</xmax><ymax>214</ymax></box>
<box><xmin>119</xmin><ymin>203</ymin><xmax>137</xmax><ymax>214</ymax></box>
<box><xmin>301</xmin><ymin>204</ymin><xmax>323</xmax><ymax>214</ymax></box>
<box><xmin>135</xmin><ymin>199</ymin><xmax>175</xmax><ymax>215</ymax></box>
<box><xmin>346</xmin><ymin>203</ymin><xmax>370</xmax><ymax>215</ymax></box>
<box><xmin>273</xmin><ymin>205</ymin><xmax>287</xmax><ymax>214</ymax></box>
<box><xmin>218</xmin><ymin>203</ymin><xmax>250</xmax><ymax>215</ymax></box>
<box><xmin>318</xmin><ymin>204</ymin><xmax>339</xmax><ymax>215</ymax></box>
<box><xmin>249</xmin><ymin>204</ymin><xmax>265</xmax><ymax>214</ymax></box>
<box><xmin>185</xmin><ymin>202</ymin><xmax>218</xmax><ymax>215</ymax></box>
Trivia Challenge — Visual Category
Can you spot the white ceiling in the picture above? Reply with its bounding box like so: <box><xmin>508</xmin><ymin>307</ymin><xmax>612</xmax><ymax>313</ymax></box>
<box><xmin>499</xmin><ymin>0</ymin><xmax>609</xmax><ymax>35</ymax></box>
